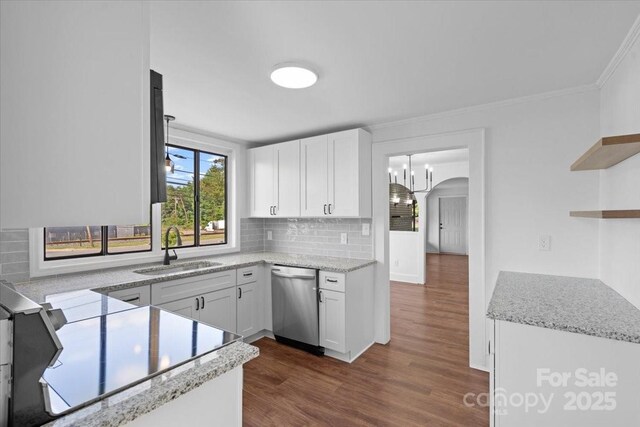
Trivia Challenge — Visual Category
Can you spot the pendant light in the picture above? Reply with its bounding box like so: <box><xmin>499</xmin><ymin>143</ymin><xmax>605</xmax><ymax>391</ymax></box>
<box><xmin>164</xmin><ymin>115</ymin><xmax>175</xmax><ymax>174</ymax></box>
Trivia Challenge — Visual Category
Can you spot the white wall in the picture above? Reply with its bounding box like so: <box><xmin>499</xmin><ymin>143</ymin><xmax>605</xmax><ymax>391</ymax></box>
<box><xmin>426</xmin><ymin>179</ymin><xmax>469</xmax><ymax>253</ymax></box>
<box><xmin>370</xmin><ymin>88</ymin><xmax>601</xmax><ymax>370</ymax></box>
<box><xmin>598</xmin><ymin>25</ymin><xmax>640</xmax><ymax>308</ymax></box>
<box><xmin>389</xmin><ymin>231</ymin><xmax>423</xmax><ymax>284</ymax></box>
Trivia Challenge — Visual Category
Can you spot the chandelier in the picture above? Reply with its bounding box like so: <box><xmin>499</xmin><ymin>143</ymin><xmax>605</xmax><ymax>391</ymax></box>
<box><xmin>388</xmin><ymin>154</ymin><xmax>433</xmax><ymax>193</ymax></box>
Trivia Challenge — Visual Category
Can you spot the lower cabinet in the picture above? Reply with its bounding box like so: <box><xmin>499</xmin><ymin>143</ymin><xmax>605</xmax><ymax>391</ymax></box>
<box><xmin>318</xmin><ymin>266</ymin><xmax>375</xmax><ymax>362</ymax></box>
<box><xmin>491</xmin><ymin>320</ymin><xmax>640</xmax><ymax>427</ymax></box>
<box><xmin>108</xmin><ymin>285</ymin><xmax>151</xmax><ymax>306</ymax></box>
<box><xmin>237</xmin><ymin>281</ymin><xmax>259</xmax><ymax>337</ymax></box>
<box><xmin>157</xmin><ymin>287</ymin><xmax>237</xmax><ymax>333</ymax></box>
<box><xmin>319</xmin><ymin>289</ymin><xmax>346</xmax><ymax>353</ymax></box>
<box><xmin>200</xmin><ymin>287</ymin><xmax>237</xmax><ymax>332</ymax></box>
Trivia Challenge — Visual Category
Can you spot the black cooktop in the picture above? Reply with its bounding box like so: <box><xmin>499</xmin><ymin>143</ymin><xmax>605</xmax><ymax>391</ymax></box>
<box><xmin>42</xmin><ymin>305</ymin><xmax>241</xmax><ymax>414</ymax></box>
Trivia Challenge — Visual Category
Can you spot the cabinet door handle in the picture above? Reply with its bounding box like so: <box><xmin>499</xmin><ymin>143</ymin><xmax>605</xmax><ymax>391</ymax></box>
<box><xmin>326</xmin><ymin>278</ymin><xmax>338</xmax><ymax>283</ymax></box>
<box><xmin>243</xmin><ymin>272</ymin><xmax>253</xmax><ymax>277</ymax></box>
<box><xmin>323</xmin><ymin>204</ymin><xmax>327</xmax><ymax>215</ymax></box>
<box><xmin>238</xmin><ymin>287</ymin><xmax>242</xmax><ymax>299</ymax></box>
<box><xmin>328</xmin><ymin>204</ymin><xmax>332</xmax><ymax>214</ymax></box>
<box><xmin>196</xmin><ymin>297</ymin><xmax>200</xmax><ymax>311</ymax></box>
<box><xmin>318</xmin><ymin>290</ymin><xmax>324</xmax><ymax>303</ymax></box>
<box><xmin>274</xmin><ymin>205</ymin><xmax>278</xmax><ymax>215</ymax></box>
<box><xmin>201</xmin><ymin>296</ymin><xmax>205</xmax><ymax>309</ymax></box>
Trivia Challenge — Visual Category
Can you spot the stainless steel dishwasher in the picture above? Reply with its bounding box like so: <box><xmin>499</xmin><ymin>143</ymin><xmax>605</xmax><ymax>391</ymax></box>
<box><xmin>271</xmin><ymin>266</ymin><xmax>324</xmax><ymax>355</ymax></box>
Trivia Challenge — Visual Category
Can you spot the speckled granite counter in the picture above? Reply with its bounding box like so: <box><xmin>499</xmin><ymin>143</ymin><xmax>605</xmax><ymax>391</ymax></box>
<box><xmin>487</xmin><ymin>271</ymin><xmax>640</xmax><ymax>344</ymax></box>
<box><xmin>17</xmin><ymin>251</ymin><xmax>376</xmax><ymax>302</ymax></box>
<box><xmin>43</xmin><ymin>341</ymin><xmax>258</xmax><ymax>427</ymax></box>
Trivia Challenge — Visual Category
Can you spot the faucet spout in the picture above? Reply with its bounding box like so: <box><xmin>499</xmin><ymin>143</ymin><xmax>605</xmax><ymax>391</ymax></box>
<box><xmin>163</xmin><ymin>226</ymin><xmax>182</xmax><ymax>265</ymax></box>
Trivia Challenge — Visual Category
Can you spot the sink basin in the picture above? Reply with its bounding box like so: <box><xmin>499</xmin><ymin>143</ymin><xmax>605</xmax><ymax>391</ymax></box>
<box><xmin>134</xmin><ymin>261</ymin><xmax>222</xmax><ymax>276</ymax></box>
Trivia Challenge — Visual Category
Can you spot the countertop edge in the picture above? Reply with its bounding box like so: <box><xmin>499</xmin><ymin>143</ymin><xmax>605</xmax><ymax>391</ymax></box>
<box><xmin>486</xmin><ymin>313</ymin><xmax>640</xmax><ymax>344</ymax></box>
<box><xmin>45</xmin><ymin>341</ymin><xmax>259</xmax><ymax>427</ymax></box>
<box><xmin>486</xmin><ymin>271</ymin><xmax>640</xmax><ymax>345</ymax></box>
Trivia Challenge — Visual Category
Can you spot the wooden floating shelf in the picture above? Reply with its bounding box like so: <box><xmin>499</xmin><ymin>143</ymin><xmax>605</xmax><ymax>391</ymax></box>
<box><xmin>571</xmin><ymin>133</ymin><xmax>640</xmax><ymax>171</ymax></box>
<box><xmin>570</xmin><ymin>210</ymin><xmax>640</xmax><ymax>219</ymax></box>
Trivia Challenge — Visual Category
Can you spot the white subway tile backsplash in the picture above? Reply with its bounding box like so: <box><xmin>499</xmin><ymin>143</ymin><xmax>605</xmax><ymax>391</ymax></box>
<box><xmin>240</xmin><ymin>218</ymin><xmax>373</xmax><ymax>260</ymax></box>
<box><xmin>0</xmin><ymin>228</ymin><xmax>30</xmax><ymax>283</ymax></box>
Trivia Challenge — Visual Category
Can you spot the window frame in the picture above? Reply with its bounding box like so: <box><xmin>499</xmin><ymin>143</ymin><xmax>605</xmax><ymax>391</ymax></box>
<box><xmin>43</xmin><ymin>222</ymin><xmax>153</xmax><ymax>261</ymax></box>
<box><xmin>162</xmin><ymin>144</ymin><xmax>228</xmax><ymax>250</ymax></box>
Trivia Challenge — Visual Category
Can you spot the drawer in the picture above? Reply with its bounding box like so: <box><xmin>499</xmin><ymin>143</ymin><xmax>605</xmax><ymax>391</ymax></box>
<box><xmin>319</xmin><ymin>271</ymin><xmax>345</xmax><ymax>293</ymax></box>
<box><xmin>108</xmin><ymin>285</ymin><xmax>150</xmax><ymax>306</ymax></box>
<box><xmin>151</xmin><ymin>270</ymin><xmax>237</xmax><ymax>305</ymax></box>
<box><xmin>237</xmin><ymin>265</ymin><xmax>258</xmax><ymax>285</ymax></box>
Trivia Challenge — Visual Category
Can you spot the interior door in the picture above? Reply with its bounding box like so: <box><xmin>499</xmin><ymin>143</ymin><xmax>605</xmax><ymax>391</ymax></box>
<box><xmin>301</xmin><ymin>135</ymin><xmax>328</xmax><ymax>216</ymax></box>
<box><xmin>439</xmin><ymin>196</ymin><xmax>467</xmax><ymax>254</ymax></box>
<box><xmin>250</xmin><ymin>145</ymin><xmax>275</xmax><ymax>217</ymax></box>
<box><xmin>237</xmin><ymin>282</ymin><xmax>258</xmax><ymax>337</ymax></box>
<box><xmin>329</xmin><ymin>130</ymin><xmax>359</xmax><ymax>216</ymax></box>
<box><xmin>275</xmin><ymin>140</ymin><xmax>300</xmax><ymax>217</ymax></box>
<box><xmin>199</xmin><ymin>287</ymin><xmax>237</xmax><ymax>333</ymax></box>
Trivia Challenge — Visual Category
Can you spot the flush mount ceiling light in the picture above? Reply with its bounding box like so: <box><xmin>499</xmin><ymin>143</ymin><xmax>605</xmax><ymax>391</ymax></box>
<box><xmin>270</xmin><ymin>63</ymin><xmax>318</xmax><ymax>89</ymax></box>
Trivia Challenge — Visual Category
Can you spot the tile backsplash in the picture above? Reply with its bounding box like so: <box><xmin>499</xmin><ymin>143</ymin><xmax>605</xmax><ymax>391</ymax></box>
<box><xmin>241</xmin><ymin>218</ymin><xmax>373</xmax><ymax>260</ymax></box>
<box><xmin>0</xmin><ymin>228</ymin><xmax>30</xmax><ymax>283</ymax></box>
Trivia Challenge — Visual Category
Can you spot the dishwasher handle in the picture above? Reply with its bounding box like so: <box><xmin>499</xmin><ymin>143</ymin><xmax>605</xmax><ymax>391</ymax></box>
<box><xmin>271</xmin><ymin>270</ymin><xmax>316</xmax><ymax>280</ymax></box>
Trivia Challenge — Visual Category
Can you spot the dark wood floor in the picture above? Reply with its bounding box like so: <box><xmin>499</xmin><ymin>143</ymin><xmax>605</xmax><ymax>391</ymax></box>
<box><xmin>243</xmin><ymin>254</ymin><xmax>489</xmax><ymax>426</ymax></box>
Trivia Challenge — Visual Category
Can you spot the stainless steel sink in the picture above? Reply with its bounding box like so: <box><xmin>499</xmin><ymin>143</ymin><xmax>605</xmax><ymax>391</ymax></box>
<box><xmin>134</xmin><ymin>261</ymin><xmax>222</xmax><ymax>276</ymax></box>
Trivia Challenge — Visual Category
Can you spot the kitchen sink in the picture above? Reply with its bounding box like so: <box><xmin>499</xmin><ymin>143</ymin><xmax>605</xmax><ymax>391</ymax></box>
<box><xmin>134</xmin><ymin>261</ymin><xmax>222</xmax><ymax>276</ymax></box>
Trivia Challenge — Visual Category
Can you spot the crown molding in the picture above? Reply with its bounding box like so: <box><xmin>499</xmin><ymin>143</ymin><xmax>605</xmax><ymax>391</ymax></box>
<box><xmin>367</xmin><ymin>84</ymin><xmax>598</xmax><ymax>132</ymax></box>
<box><xmin>596</xmin><ymin>14</ymin><xmax>640</xmax><ymax>88</ymax></box>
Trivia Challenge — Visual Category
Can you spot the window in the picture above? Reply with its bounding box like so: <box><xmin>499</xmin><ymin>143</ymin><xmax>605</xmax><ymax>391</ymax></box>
<box><xmin>162</xmin><ymin>145</ymin><xmax>227</xmax><ymax>248</ymax></box>
<box><xmin>44</xmin><ymin>224</ymin><xmax>151</xmax><ymax>260</ymax></box>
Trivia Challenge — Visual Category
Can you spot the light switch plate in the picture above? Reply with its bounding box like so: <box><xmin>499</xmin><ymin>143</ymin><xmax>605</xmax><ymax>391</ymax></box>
<box><xmin>362</xmin><ymin>223</ymin><xmax>370</xmax><ymax>236</ymax></box>
<box><xmin>267</xmin><ymin>230</ymin><xmax>273</xmax><ymax>241</ymax></box>
<box><xmin>340</xmin><ymin>233</ymin><xmax>348</xmax><ymax>244</ymax></box>
<box><xmin>539</xmin><ymin>235</ymin><xmax>551</xmax><ymax>251</ymax></box>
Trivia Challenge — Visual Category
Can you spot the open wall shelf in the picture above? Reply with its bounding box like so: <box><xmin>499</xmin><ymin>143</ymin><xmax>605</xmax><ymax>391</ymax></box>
<box><xmin>571</xmin><ymin>133</ymin><xmax>640</xmax><ymax>171</ymax></box>
<box><xmin>570</xmin><ymin>210</ymin><xmax>640</xmax><ymax>219</ymax></box>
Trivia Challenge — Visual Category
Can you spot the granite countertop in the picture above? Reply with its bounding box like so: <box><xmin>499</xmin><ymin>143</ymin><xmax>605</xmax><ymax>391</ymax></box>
<box><xmin>17</xmin><ymin>251</ymin><xmax>376</xmax><ymax>303</ymax></box>
<box><xmin>44</xmin><ymin>341</ymin><xmax>258</xmax><ymax>427</ymax></box>
<box><xmin>487</xmin><ymin>271</ymin><xmax>640</xmax><ymax>344</ymax></box>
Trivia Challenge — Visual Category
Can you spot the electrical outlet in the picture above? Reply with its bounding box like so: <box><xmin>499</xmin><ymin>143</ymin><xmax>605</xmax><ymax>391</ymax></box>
<box><xmin>340</xmin><ymin>232</ymin><xmax>348</xmax><ymax>244</ymax></box>
<box><xmin>362</xmin><ymin>223</ymin><xmax>370</xmax><ymax>236</ymax></box>
<box><xmin>267</xmin><ymin>230</ymin><xmax>273</xmax><ymax>241</ymax></box>
<box><xmin>539</xmin><ymin>235</ymin><xmax>551</xmax><ymax>251</ymax></box>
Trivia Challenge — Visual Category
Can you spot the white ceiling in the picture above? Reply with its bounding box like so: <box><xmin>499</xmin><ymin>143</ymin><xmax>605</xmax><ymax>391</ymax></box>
<box><xmin>388</xmin><ymin>148</ymin><xmax>469</xmax><ymax>171</ymax></box>
<box><xmin>150</xmin><ymin>1</ymin><xmax>640</xmax><ymax>144</ymax></box>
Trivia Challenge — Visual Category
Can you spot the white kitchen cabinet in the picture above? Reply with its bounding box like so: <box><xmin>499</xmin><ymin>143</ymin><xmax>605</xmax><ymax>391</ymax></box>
<box><xmin>300</xmin><ymin>135</ymin><xmax>330</xmax><ymax>216</ymax></box>
<box><xmin>0</xmin><ymin>1</ymin><xmax>150</xmax><ymax>228</ymax></box>
<box><xmin>157</xmin><ymin>287</ymin><xmax>237</xmax><ymax>333</ymax></box>
<box><xmin>237</xmin><ymin>282</ymin><xmax>260</xmax><ymax>337</ymax></box>
<box><xmin>248</xmin><ymin>140</ymin><xmax>300</xmax><ymax>217</ymax></box>
<box><xmin>157</xmin><ymin>296</ymin><xmax>198</xmax><ymax>320</ymax></box>
<box><xmin>301</xmin><ymin>129</ymin><xmax>372</xmax><ymax>217</ymax></box>
<box><xmin>317</xmin><ymin>265</ymin><xmax>375</xmax><ymax>362</ymax></box>
<box><xmin>200</xmin><ymin>287</ymin><xmax>237</xmax><ymax>332</ymax></box>
<box><xmin>108</xmin><ymin>285</ymin><xmax>151</xmax><ymax>307</ymax></box>
<box><xmin>151</xmin><ymin>270</ymin><xmax>237</xmax><ymax>306</ymax></box>
<box><xmin>319</xmin><ymin>289</ymin><xmax>346</xmax><ymax>353</ymax></box>
<box><xmin>490</xmin><ymin>320</ymin><xmax>640</xmax><ymax>427</ymax></box>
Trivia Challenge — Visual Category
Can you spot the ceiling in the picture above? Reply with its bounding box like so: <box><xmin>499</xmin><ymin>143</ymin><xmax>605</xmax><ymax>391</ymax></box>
<box><xmin>150</xmin><ymin>1</ymin><xmax>640</xmax><ymax>144</ymax></box>
<box><xmin>388</xmin><ymin>148</ymin><xmax>469</xmax><ymax>171</ymax></box>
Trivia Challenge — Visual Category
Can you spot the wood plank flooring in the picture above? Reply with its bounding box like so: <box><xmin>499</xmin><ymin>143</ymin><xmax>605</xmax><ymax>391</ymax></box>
<box><xmin>243</xmin><ymin>254</ymin><xmax>488</xmax><ymax>426</ymax></box>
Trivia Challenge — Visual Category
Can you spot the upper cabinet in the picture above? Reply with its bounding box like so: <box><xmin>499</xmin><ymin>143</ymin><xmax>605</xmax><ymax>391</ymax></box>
<box><xmin>301</xmin><ymin>129</ymin><xmax>372</xmax><ymax>217</ymax></box>
<box><xmin>248</xmin><ymin>140</ymin><xmax>300</xmax><ymax>217</ymax></box>
<box><xmin>248</xmin><ymin>128</ymin><xmax>371</xmax><ymax>218</ymax></box>
<box><xmin>0</xmin><ymin>1</ymin><xmax>150</xmax><ymax>228</ymax></box>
